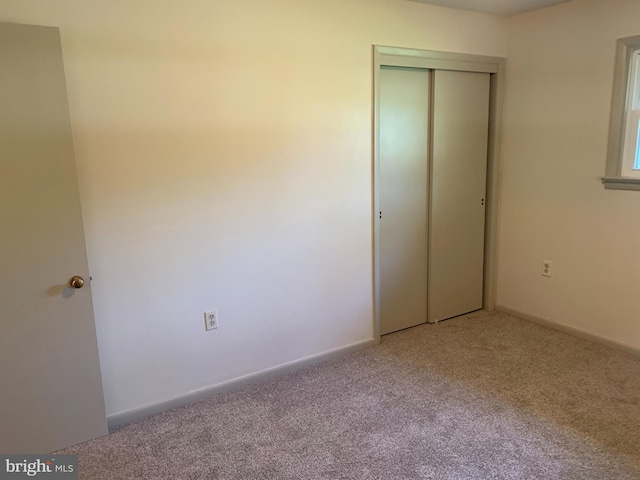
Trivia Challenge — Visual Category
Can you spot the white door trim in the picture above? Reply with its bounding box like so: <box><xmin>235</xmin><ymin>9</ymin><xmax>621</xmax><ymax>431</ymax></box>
<box><xmin>372</xmin><ymin>46</ymin><xmax>506</xmax><ymax>339</ymax></box>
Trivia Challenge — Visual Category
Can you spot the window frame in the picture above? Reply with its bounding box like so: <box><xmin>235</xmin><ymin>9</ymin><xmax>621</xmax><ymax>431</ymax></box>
<box><xmin>620</xmin><ymin>51</ymin><xmax>640</xmax><ymax>177</ymax></box>
<box><xmin>603</xmin><ymin>35</ymin><xmax>640</xmax><ymax>190</ymax></box>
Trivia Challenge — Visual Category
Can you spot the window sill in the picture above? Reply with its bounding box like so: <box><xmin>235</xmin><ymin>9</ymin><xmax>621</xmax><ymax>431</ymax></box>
<box><xmin>601</xmin><ymin>176</ymin><xmax>640</xmax><ymax>191</ymax></box>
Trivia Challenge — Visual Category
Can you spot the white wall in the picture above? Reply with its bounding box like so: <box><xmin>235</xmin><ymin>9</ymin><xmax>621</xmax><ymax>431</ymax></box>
<box><xmin>1</xmin><ymin>0</ymin><xmax>506</xmax><ymax>416</ymax></box>
<box><xmin>499</xmin><ymin>0</ymin><xmax>640</xmax><ymax>350</ymax></box>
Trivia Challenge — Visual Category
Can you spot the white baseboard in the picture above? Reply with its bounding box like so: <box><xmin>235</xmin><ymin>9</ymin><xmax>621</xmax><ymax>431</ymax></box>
<box><xmin>107</xmin><ymin>337</ymin><xmax>379</xmax><ymax>430</ymax></box>
<box><xmin>496</xmin><ymin>304</ymin><xmax>640</xmax><ymax>359</ymax></box>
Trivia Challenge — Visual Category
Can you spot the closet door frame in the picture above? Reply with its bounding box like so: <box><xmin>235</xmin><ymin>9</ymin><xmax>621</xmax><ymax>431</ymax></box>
<box><xmin>372</xmin><ymin>46</ymin><xmax>506</xmax><ymax>339</ymax></box>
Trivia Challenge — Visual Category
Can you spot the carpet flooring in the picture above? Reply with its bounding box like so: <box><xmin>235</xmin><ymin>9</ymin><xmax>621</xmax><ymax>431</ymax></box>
<box><xmin>60</xmin><ymin>311</ymin><xmax>640</xmax><ymax>479</ymax></box>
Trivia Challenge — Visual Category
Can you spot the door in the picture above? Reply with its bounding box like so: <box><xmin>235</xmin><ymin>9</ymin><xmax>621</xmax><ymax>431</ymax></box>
<box><xmin>0</xmin><ymin>23</ymin><xmax>108</xmax><ymax>453</ymax></box>
<box><xmin>377</xmin><ymin>67</ymin><xmax>491</xmax><ymax>333</ymax></box>
<box><xmin>429</xmin><ymin>70</ymin><xmax>490</xmax><ymax>322</ymax></box>
<box><xmin>379</xmin><ymin>67</ymin><xmax>430</xmax><ymax>335</ymax></box>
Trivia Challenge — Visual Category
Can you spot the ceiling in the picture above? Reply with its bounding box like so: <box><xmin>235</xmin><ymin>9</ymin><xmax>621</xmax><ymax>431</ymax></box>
<box><xmin>407</xmin><ymin>0</ymin><xmax>572</xmax><ymax>17</ymax></box>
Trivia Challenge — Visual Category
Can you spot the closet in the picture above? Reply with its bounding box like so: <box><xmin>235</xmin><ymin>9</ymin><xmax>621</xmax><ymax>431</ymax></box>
<box><xmin>377</xmin><ymin>64</ymin><xmax>491</xmax><ymax>335</ymax></box>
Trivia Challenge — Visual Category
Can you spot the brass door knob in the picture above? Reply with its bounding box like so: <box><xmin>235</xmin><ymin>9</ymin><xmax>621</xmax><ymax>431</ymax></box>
<box><xmin>69</xmin><ymin>275</ymin><xmax>85</xmax><ymax>289</ymax></box>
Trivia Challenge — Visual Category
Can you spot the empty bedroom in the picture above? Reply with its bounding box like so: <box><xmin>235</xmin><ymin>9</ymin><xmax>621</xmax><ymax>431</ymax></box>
<box><xmin>0</xmin><ymin>0</ymin><xmax>638</xmax><ymax>478</ymax></box>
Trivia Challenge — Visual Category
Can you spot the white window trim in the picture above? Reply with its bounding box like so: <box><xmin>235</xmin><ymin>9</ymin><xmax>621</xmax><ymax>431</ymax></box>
<box><xmin>603</xmin><ymin>35</ymin><xmax>640</xmax><ymax>190</ymax></box>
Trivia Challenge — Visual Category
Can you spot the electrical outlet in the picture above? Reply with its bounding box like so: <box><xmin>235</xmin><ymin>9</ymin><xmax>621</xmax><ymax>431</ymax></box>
<box><xmin>542</xmin><ymin>260</ymin><xmax>552</xmax><ymax>278</ymax></box>
<box><xmin>204</xmin><ymin>310</ymin><xmax>218</xmax><ymax>331</ymax></box>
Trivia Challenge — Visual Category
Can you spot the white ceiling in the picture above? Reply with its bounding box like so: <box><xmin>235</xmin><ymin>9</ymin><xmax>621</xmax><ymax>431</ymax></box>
<box><xmin>407</xmin><ymin>0</ymin><xmax>572</xmax><ymax>17</ymax></box>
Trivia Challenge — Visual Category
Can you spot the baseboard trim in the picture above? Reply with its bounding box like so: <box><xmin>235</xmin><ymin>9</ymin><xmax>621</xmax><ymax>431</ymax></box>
<box><xmin>107</xmin><ymin>337</ymin><xmax>379</xmax><ymax>430</ymax></box>
<box><xmin>496</xmin><ymin>304</ymin><xmax>640</xmax><ymax>358</ymax></box>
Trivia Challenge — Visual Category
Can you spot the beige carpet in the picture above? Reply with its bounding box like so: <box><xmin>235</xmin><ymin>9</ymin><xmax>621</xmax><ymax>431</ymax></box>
<box><xmin>61</xmin><ymin>311</ymin><xmax>640</xmax><ymax>479</ymax></box>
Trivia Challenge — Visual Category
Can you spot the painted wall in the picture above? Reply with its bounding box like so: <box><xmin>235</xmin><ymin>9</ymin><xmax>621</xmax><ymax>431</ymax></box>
<box><xmin>498</xmin><ymin>0</ymin><xmax>640</xmax><ymax>349</ymax></box>
<box><xmin>0</xmin><ymin>0</ymin><xmax>506</xmax><ymax>416</ymax></box>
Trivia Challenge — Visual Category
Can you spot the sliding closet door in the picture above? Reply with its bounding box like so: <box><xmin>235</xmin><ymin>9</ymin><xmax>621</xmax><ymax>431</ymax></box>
<box><xmin>429</xmin><ymin>70</ymin><xmax>490</xmax><ymax>323</ymax></box>
<box><xmin>379</xmin><ymin>67</ymin><xmax>430</xmax><ymax>335</ymax></box>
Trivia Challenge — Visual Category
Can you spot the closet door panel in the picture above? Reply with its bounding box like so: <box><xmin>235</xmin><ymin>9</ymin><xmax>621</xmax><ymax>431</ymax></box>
<box><xmin>379</xmin><ymin>67</ymin><xmax>430</xmax><ymax>334</ymax></box>
<box><xmin>429</xmin><ymin>70</ymin><xmax>490</xmax><ymax>322</ymax></box>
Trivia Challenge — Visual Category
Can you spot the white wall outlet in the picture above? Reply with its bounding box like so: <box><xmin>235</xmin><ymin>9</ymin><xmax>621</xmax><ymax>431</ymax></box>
<box><xmin>542</xmin><ymin>260</ymin><xmax>552</xmax><ymax>278</ymax></box>
<box><xmin>204</xmin><ymin>310</ymin><xmax>218</xmax><ymax>331</ymax></box>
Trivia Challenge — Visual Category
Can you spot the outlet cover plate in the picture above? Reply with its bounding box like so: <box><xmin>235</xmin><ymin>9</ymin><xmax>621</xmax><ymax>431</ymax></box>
<box><xmin>204</xmin><ymin>310</ymin><xmax>218</xmax><ymax>331</ymax></box>
<box><xmin>542</xmin><ymin>260</ymin><xmax>552</xmax><ymax>277</ymax></box>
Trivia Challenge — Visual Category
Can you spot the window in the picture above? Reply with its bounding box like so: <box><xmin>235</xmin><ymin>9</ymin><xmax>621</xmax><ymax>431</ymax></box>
<box><xmin>603</xmin><ymin>35</ymin><xmax>640</xmax><ymax>190</ymax></box>
<box><xmin>621</xmin><ymin>51</ymin><xmax>640</xmax><ymax>176</ymax></box>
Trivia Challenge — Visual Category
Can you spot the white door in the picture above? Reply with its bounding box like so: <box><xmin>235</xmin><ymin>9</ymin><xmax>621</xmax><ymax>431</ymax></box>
<box><xmin>379</xmin><ymin>67</ymin><xmax>430</xmax><ymax>335</ymax></box>
<box><xmin>429</xmin><ymin>70</ymin><xmax>490</xmax><ymax>322</ymax></box>
<box><xmin>0</xmin><ymin>23</ymin><xmax>108</xmax><ymax>453</ymax></box>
